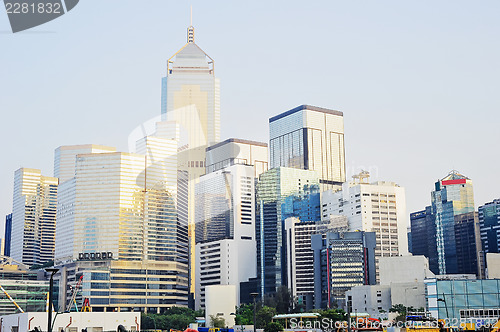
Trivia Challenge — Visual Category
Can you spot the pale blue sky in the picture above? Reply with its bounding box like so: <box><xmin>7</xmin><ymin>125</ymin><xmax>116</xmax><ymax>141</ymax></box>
<box><xmin>1</xmin><ymin>0</ymin><xmax>499</xmax><ymax>234</ymax></box>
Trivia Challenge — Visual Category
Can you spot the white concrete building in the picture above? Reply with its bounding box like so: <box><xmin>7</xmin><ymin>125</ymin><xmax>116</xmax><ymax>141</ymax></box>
<box><xmin>284</xmin><ymin>216</ymin><xmax>348</xmax><ymax>307</ymax></box>
<box><xmin>205</xmin><ymin>285</ymin><xmax>237</xmax><ymax>328</ymax></box>
<box><xmin>11</xmin><ymin>168</ymin><xmax>58</xmax><ymax>266</ymax></box>
<box><xmin>194</xmin><ymin>164</ymin><xmax>257</xmax><ymax>309</ymax></box>
<box><xmin>486</xmin><ymin>253</ymin><xmax>500</xmax><ymax>278</ymax></box>
<box><xmin>322</xmin><ymin>177</ymin><xmax>408</xmax><ymax>281</ymax></box>
<box><xmin>206</xmin><ymin>138</ymin><xmax>268</xmax><ymax>178</ymax></box>
<box><xmin>195</xmin><ymin>239</ymin><xmax>256</xmax><ymax>310</ymax></box>
<box><xmin>346</xmin><ymin>285</ymin><xmax>392</xmax><ymax>318</ymax></box>
<box><xmin>379</xmin><ymin>255</ymin><xmax>435</xmax><ymax>285</ymax></box>
<box><xmin>1</xmin><ymin>312</ymin><xmax>140</xmax><ymax>332</ymax></box>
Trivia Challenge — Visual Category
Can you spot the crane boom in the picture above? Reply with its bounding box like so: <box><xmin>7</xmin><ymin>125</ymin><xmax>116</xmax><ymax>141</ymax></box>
<box><xmin>0</xmin><ymin>285</ymin><xmax>24</xmax><ymax>313</ymax></box>
<box><xmin>66</xmin><ymin>275</ymin><xmax>84</xmax><ymax>312</ymax></box>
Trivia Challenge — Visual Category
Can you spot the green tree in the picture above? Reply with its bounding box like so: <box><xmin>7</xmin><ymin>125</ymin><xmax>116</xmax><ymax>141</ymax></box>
<box><xmin>141</xmin><ymin>307</ymin><xmax>199</xmax><ymax>330</ymax></box>
<box><xmin>264</xmin><ymin>322</ymin><xmax>283</xmax><ymax>332</ymax></box>
<box><xmin>316</xmin><ymin>308</ymin><xmax>346</xmax><ymax>321</ymax></box>
<box><xmin>210</xmin><ymin>315</ymin><xmax>226</xmax><ymax>328</ymax></box>
<box><xmin>235</xmin><ymin>303</ymin><xmax>254</xmax><ymax>325</ymax></box>
<box><xmin>256</xmin><ymin>305</ymin><xmax>276</xmax><ymax>328</ymax></box>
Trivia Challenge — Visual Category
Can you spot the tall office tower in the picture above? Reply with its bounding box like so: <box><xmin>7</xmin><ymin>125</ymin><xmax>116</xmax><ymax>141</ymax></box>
<box><xmin>454</xmin><ymin>212</ymin><xmax>483</xmax><ymax>277</ymax></box>
<box><xmin>11</xmin><ymin>168</ymin><xmax>58</xmax><ymax>266</ymax></box>
<box><xmin>205</xmin><ymin>138</ymin><xmax>268</xmax><ymax>178</ymax></box>
<box><xmin>269</xmin><ymin>105</ymin><xmax>345</xmax><ymax>191</ymax></box>
<box><xmin>256</xmin><ymin>167</ymin><xmax>319</xmax><ymax>296</ymax></box>
<box><xmin>284</xmin><ymin>217</ymin><xmax>347</xmax><ymax>310</ymax></box>
<box><xmin>431</xmin><ymin>171</ymin><xmax>475</xmax><ymax>274</ymax></box>
<box><xmin>410</xmin><ymin>207</ymin><xmax>439</xmax><ymax>273</ymax></box>
<box><xmin>321</xmin><ymin>173</ymin><xmax>408</xmax><ymax>282</ymax></box>
<box><xmin>53</xmin><ymin>144</ymin><xmax>118</xmax><ymax>262</ymax></box>
<box><xmin>54</xmin><ymin>144</ymin><xmax>117</xmax><ymax>184</ymax></box>
<box><xmin>55</xmin><ymin>139</ymin><xmax>189</xmax><ymax>311</ymax></box>
<box><xmin>410</xmin><ymin>171</ymin><xmax>477</xmax><ymax>276</ymax></box>
<box><xmin>311</xmin><ymin>231</ymin><xmax>376</xmax><ymax>309</ymax></box>
<box><xmin>4</xmin><ymin>213</ymin><xmax>12</xmax><ymax>256</ymax></box>
<box><xmin>478</xmin><ymin>199</ymin><xmax>500</xmax><ymax>255</ymax></box>
<box><xmin>194</xmin><ymin>164</ymin><xmax>257</xmax><ymax>309</ymax></box>
<box><xmin>161</xmin><ymin>22</ymin><xmax>220</xmax><ymax>298</ymax></box>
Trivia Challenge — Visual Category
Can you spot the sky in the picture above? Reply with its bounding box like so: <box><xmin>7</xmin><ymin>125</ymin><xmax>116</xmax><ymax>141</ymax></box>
<box><xmin>1</xmin><ymin>0</ymin><xmax>499</xmax><ymax>235</ymax></box>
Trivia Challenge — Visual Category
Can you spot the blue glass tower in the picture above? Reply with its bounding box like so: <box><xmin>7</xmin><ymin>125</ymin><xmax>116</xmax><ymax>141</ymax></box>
<box><xmin>4</xmin><ymin>213</ymin><xmax>12</xmax><ymax>256</ymax></box>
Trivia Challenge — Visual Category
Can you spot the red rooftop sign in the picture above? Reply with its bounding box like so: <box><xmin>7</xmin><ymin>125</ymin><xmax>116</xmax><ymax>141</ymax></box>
<box><xmin>442</xmin><ymin>179</ymin><xmax>467</xmax><ymax>186</ymax></box>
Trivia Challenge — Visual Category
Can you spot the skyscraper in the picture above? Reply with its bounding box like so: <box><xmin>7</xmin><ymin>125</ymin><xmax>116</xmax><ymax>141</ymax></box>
<box><xmin>194</xmin><ymin>165</ymin><xmax>257</xmax><ymax>309</ymax></box>
<box><xmin>269</xmin><ymin>105</ymin><xmax>345</xmax><ymax>191</ymax></box>
<box><xmin>54</xmin><ymin>144</ymin><xmax>117</xmax><ymax>184</ymax></box>
<box><xmin>4</xmin><ymin>213</ymin><xmax>12</xmax><ymax>256</ymax></box>
<box><xmin>312</xmin><ymin>231</ymin><xmax>376</xmax><ymax>309</ymax></box>
<box><xmin>410</xmin><ymin>207</ymin><xmax>439</xmax><ymax>273</ymax></box>
<box><xmin>321</xmin><ymin>174</ymin><xmax>408</xmax><ymax>282</ymax></box>
<box><xmin>431</xmin><ymin>171</ymin><xmax>475</xmax><ymax>274</ymax></box>
<box><xmin>256</xmin><ymin>167</ymin><xmax>319</xmax><ymax>296</ymax></box>
<box><xmin>11</xmin><ymin>168</ymin><xmax>58</xmax><ymax>266</ymax></box>
<box><xmin>478</xmin><ymin>199</ymin><xmax>500</xmax><ymax>254</ymax></box>
<box><xmin>410</xmin><ymin>171</ymin><xmax>479</xmax><ymax>276</ymax></box>
<box><xmin>54</xmin><ymin>136</ymin><xmax>189</xmax><ymax>311</ymax></box>
<box><xmin>161</xmin><ymin>21</ymin><xmax>221</xmax><ymax>297</ymax></box>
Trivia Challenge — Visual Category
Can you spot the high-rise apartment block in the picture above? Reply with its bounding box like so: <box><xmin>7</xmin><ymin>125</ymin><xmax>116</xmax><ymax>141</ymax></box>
<box><xmin>321</xmin><ymin>176</ymin><xmax>408</xmax><ymax>281</ymax></box>
<box><xmin>269</xmin><ymin>105</ymin><xmax>345</xmax><ymax>191</ymax></box>
<box><xmin>256</xmin><ymin>167</ymin><xmax>319</xmax><ymax>295</ymax></box>
<box><xmin>11</xmin><ymin>168</ymin><xmax>58</xmax><ymax>266</ymax></box>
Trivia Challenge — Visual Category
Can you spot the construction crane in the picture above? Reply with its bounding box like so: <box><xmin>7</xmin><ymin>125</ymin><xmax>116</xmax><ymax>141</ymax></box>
<box><xmin>65</xmin><ymin>275</ymin><xmax>84</xmax><ymax>312</ymax></box>
<box><xmin>352</xmin><ymin>170</ymin><xmax>370</xmax><ymax>184</ymax></box>
<box><xmin>0</xmin><ymin>284</ymin><xmax>24</xmax><ymax>313</ymax></box>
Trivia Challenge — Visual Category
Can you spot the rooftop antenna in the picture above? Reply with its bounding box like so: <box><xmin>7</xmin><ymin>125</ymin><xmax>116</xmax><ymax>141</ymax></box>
<box><xmin>187</xmin><ymin>5</ymin><xmax>194</xmax><ymax>43</ymax></box>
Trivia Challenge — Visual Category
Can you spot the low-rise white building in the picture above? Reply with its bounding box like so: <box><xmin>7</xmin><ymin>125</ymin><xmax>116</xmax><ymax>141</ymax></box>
<box><xmin>1</xmin><ymin>312</ymin><xmax>140</xmax><ymax>332</ymax></box>
<box><xmin>205</xmin><ymin>285</ymin><xmax>237</xmax><ymax>328</ymax></box>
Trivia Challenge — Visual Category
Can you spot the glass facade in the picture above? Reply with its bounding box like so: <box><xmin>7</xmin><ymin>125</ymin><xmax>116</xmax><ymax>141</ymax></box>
<box><xmin>478</xmin><ymin>199</ymin><xmax>500</xmax><ymax>254</ymax></box>
<box><xmin>281</xmin><ymin>184</ymin><xmax>321</xmax><ymax>222</ymax></box>
<box><xmin>4</xmin><ymin>213</ymin><xmax>12</xmax><ymax>256</ymax></box>
<box><xmin>426</xmin><ymin>279</ymin><xmax>500</xmax><ymax>319</ymax></box>
<box><xmin>312</xmin><ymin>231</ymin><xmax>376</xmax><ymax>309</ymax></box>
<box><xmin>0</xmin><ymin>258</ymin><xmax>49</xmax><ymax>315</ymax></box>
<box><xmin>454</xmin><ymin>212</ymin><xmax>482</xmax><ymax>276</ymax></box>
<box><xmin>256</xmin><ymin>167</ymin><xmax>319</xmax><ymax>296</ymax></box>
<box><xmin>431</xmin><ymin>171</ymin><xmax>475</xmax><ymax>274</ymax></box>
<box><xmin>410</xmin><ymin>207</ymin><xmax>439</xmax><ymax>274</ymax></box>
<box><xmin>269</xmin><ymin>105</ymin><xmax>345</xmax><ymax>190</ymax></box>
<box><xmin>11</xmin><ymin>168</ymin><xmax>58</xmax><ymax>267</ymax></box>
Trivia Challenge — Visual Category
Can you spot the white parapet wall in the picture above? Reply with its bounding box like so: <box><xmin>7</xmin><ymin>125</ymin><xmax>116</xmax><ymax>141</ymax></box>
<box><xmin>0</xmin><ymin>312</ymin><xmax>141</xmax><ymax>332</ymax></box>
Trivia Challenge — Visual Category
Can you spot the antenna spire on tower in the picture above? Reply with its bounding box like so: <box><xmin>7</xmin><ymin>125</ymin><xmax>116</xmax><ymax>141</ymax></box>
<box><xmin>187</xmin><ymin>5</ymin><xmax>194</xmax><ymax>43</ymax></box>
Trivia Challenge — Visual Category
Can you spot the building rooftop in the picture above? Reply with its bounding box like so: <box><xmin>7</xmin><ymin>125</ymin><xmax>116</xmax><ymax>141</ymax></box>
<box><xmin>206</xmin><ymin>138</ymin><xmax>268</xmax><ymax>152</ymax></box>
<box><xmin>269</xmin><ymin>104</ymin><xmax>343</xmax><ymax>123</ymax></box>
